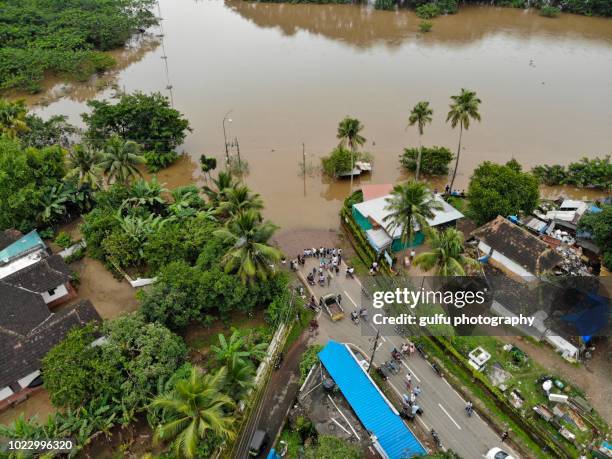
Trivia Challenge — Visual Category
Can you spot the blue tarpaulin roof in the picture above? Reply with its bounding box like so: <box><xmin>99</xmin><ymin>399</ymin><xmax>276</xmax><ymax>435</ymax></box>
<box><xmin>0</xmin><ymin>230</ymin><xmax>45</xmax><ymax>262</ymax></box>
<box><xmin>319</xmin><ymin>341</ymin><xmax>426</xmax><ymax>459</ymax></box>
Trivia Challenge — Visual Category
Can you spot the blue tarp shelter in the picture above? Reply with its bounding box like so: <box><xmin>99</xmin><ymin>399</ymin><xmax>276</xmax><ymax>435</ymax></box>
<box><xmin>318</xmin><ymin>341</ymin><xmax>426</xmax><ymax>459</ymax></box>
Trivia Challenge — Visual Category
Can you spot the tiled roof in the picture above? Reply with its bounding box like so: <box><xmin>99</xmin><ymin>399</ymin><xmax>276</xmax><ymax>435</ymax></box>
<box><xmin>0</xmin><ymin>300</ymin><xmax>101</xmax><ymax>389</ymax></box>
<box><xmin>3</xmin><ymin>255</ymin><xmax>71</xmax><ymax>293</ymax></box>
<box><xmin>0</xmin><ymin>282</ymin><xmax>50</xmax><ymax>336</ymax></box>
<box><xmin>471</xmin><ymin>216</ymin><xmax>562</xmax><ymax>275</ymax></box>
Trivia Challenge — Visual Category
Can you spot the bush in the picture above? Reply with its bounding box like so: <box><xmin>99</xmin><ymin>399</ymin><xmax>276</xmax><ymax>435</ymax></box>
<box><xmin>419</xmin><ymin>20</ymin><xmax>433</xmax><ymax>32</ymax></box>
<box><xmin>532</xmin><ymin>156</ymin><xmax>611</xmax><ymax>190</ymax></box>
<box><xmin>437</xmin><ymin>0</ymin><xmax>458</xmax><ymax>14</ymax></box>
<box><xmin>375</xmin><ymin>0</ymin><xmax>396</xmax><ymax>10</ymax></box>
<box><xmin>540</xmin><ymin>5</ymin><xmax>561</xmax><ymax>16</ymax></box>
<box><xmin>400</xmin><ymin>146</ymin><xmax>453</xmax><ymax>175</ymax></box>
<box><xmin>299</xmin><ymin>344</ymin><xmax>323</xmax><ymax>384</ymax></box>
<box><xmin>321</xmin><ymin>147</ymin><xmax>371</xmax><ymax>178</ymax></box>
<box><xmin>416</xmin><ymin>3</ymin><xmax>441</xmax><ymax>18</ymax></box>
<box><xmin>55</xmin><ymin>231</ymin><xmax>73</xmax><ymax>248</ymax></box>
<box><xmin>144</xmin><ymin>150</ymin><xmax>179</xmax><ymax>172</ymax></box>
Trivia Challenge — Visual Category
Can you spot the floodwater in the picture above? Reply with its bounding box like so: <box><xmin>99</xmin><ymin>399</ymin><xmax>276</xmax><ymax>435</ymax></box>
<box><xmin>20</xmin><ymin>0</ymin><xmax>612</xmax><ymax>230</ymax></box>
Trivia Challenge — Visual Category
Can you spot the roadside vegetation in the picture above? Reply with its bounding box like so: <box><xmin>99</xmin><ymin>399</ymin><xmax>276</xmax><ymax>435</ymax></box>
<box><xmin>0</xmin><ymin>0</ymin><xmax>157</xmax><ymax>93</ymax></box>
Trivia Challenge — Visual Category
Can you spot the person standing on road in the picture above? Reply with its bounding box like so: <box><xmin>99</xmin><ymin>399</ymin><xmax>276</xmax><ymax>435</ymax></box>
<box><xmin>413</xmin><ymin>386</ymin><xmax>421</xmax><ymax>397</ymax></box>
<box><xmin>327</xmin><ymin>273</ymin><xmax>332</xmax><ymax>287</ymax></box>
<box><xmin>501</xmin><ymin>431</ymin><xmax>509</xmax><ymax>442</ymax></box>
<box><xmin>336</xmin><ymin>294</ymin><xmax>342</xmax><ymax>305</ymax></box>
<box><xmin>405</xmin><ymin>372</ymin><xmax>412</xmax><ymax>390</ymax></box>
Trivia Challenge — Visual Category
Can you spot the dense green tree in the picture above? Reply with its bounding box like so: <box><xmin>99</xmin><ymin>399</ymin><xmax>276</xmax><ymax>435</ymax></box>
<box><xmin>413</xmin><ymin>227</ymin><xmax>478</xmax><ymax>275</ymax></box>
<box><xmin>0</xmin><ymin>0</ymin><xmax>157</xmax><ymax>92</ymax></box>
<box><xmin>22</xmin><ymin>114</ymin><xmax>78</xmax><ymax>148</ymax></box>
<box><xmin>99</xmin><ymin>134</ymin><xmax>144</xmax><ymax>185</ymax></box>
<box><xmin>337</xmin><ymin>116</ymin><xmax>366</xmax><ymax>190</ymax></box>
<box><xmin>579</xmin><ymin>205</ymin><xmax>612</xmax><ymax>270</ymax></box>
<box><xmin>0</xmin><ymin>99</ymin><xmax>29</xmax><ymax>138</ymax></box>
<box><xmin>446</xmin><ymin>89</ymin><xmax>482</xmax><ymax>193</ymax></box>
<box><xmin>400</xmin><ymin>146</ymin><xmax>454</xmax><ymax>176</ymax></box>
<box><xmin>532</xmin><ymin>157</ymin><xmax>611</xmax><ymax>190</ymax></box>
<box><xmin>322</xmin><ymin>146</ymin><xmax>372</xmax><ymax>178</ymax></box>
<box><xmin>150</xmin><ymin>367</ymin><xmax>235</xmax><ymax>459</ymax></box>
<box><xmin>214</xmin><ymin>210</ymin><xmax>282</xmax><ymax>284</ymax></box>
<box><xmin>0</xmin><ymin>137</ymin><xmax>66</xmax><ymax>231</ymax></box>
<box><xmin>83</xmin><ymin>92</ymin><xmax>190</xmax><ymax>156</ymax></box>
<box><xmin>383</xmin><ymin>181</ymin><xmax>442</xmax><ymax>247</ymax></box>
<box><xmin>467</xmin><ymin>160</ymin><xmax>539</xmax><ymax>225</ymax></box>
<box><xmin>407</xmin><ymin>101</ymin><xmax>433</xmax><ymax>180</ymax></box>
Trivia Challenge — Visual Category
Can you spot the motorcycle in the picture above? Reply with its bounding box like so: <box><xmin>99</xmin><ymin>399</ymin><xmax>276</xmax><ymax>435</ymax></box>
<box><xmin>430</xmin><ymin>429</ymin><xmax>441</xmax><ymax>448</ymax></box>
<box><xmin>465</xmin><ymin>403</ymin><xmax>473</xmax><ymax>417</ymax></box>
<box><xmin>431</xmin><ymin>363</ymin><xmax>442</xmax><ymax>376</ymax></box>
<box><xmin>351</xmin><ymin>310</ymin><xmax>360</xmax><ymax>325</ymax></box>
<box><xmin>416</xmin><ymin>343</ymin><xmax>426</xmax><ymax>358</ymax></box>
<box><xmin>273</xmin><ymin>352</ymin><xmax>284</xmax><ymax>370</ymax></box>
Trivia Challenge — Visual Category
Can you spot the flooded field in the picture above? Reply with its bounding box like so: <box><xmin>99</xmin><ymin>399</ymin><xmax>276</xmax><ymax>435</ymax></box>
<box><xmin>18</xmin><ymin>0</ymin><xmax>612</xmax><ymax>230</ymax></box>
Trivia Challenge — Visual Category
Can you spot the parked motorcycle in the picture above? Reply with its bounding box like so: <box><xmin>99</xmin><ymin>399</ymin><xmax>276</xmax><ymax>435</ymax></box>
<box><xmin>430</xmin><ymin>429</ymin><xmax>441</xmax><ymax>448</ymax></box>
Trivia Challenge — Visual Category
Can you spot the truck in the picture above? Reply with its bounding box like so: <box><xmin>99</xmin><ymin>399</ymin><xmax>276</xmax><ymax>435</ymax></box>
<box><xmin>320</xmin><ymin>293</ymin><xmax>345</xmax><ymax>321</ymax></box>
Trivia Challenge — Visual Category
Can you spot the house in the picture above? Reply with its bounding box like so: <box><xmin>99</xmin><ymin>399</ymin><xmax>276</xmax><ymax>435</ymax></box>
<box><xmin>352</xmin><ymin>191</ymin><xmax>464</xmax><ymax>253</ymax></box>
<box><xmin>471</xmin><ymin>216</ymin><xmax>563</xmax><ymax>280</ymax></box>
<box><xmin>0</xmin><ymin>281</ymin><xmax>101</xmax><ymax>405</ymax></box>
<box><xmin>0</xmin><ymin>231</ymin><xmax>76</xmax><ymax>307</ymax></box>
<box><xmin>2</xmin><ymin>255</ymin><xmax>76</xmax><ymax>307</ymax></box>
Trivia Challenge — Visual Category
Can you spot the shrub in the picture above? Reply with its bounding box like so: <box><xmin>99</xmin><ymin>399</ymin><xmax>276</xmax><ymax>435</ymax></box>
<box><xmin>64</xmin><ymin>246</ymin><xmax>86</xmax><ymax>264</ymax></box>
<box><xmin>532</xmin><ymin>156</ymin><xmax>611</xmax><ymax>190</ymax></box>
<box><xmin>416</xmin><ymin>3</ymin><xmax>441</xmax><ymax>18</ymax></box>
<box><xmin>144</xmin><ymin>150</ymin><xmax>179</xmax><ymax>172</ymax></box>
<box><xmin>375</xmin><ymin>0</ymin><xmax>396</xmax><ymax>10</ymax></box>
<box><xmin>419</xmin><ymin>20</ymin><xmax>433</xmax><ymax>32</ymax></box>
<box><xmin>400</xmin><ymin>146</ymin><xmax>453</xmax><ymax>175</ymax></box>
<box><xmin>299</xmin><ymin>345</ymin><xmax>323</xmax><ymax>384</ymax></box>
<box><xmin>437</xmin><ymin>0</ymin><xmax>458</xmax><ymax>13</ymax></box>
<box><xmin>321</xmin><ymin>147</ymin><xmax>372</xmax><ymax>178</ymax></box>
<box><xmin>55</xmin><ymin>231</ymin><xmax>73</xmax><ymax>249</ymax></box>
<box><xmin>540</xmin><ymin>5</ymin><xmax>561</xmax><ymax>17</ymax></box>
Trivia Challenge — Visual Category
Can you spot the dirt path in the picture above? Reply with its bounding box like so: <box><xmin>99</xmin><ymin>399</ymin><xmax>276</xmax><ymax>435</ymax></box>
<box><xmin>498</xmin><ymin>336</ymin><xmax>612</xmax><ymax>424</ymax></box>
<box><xmin>234</xmin><ymin>330</ymin><xmax>311</xmax><ymax>458</ymax></box>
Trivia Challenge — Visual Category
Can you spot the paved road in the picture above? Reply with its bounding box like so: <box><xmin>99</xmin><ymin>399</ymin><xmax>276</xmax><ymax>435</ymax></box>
<box><xmin>300</xmin><ymin>257</ymin><xmax>520</xmax><ymax>459</ymax></box>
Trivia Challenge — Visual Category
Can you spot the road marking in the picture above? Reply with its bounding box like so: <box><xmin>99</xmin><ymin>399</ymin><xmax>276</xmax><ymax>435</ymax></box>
<box><xmin>401</xmin><ymin>362</ymin><xmax>421</xmax><ymax>383</ymax></box>
<box><xmin>344</xmin><ymin>290</ymin><xmax>358</xmax><ymax>308</ymax></box>
<box><xmin>438</xmin><ymin>403</ymin><xmax>462</xmax><ymax>430</ymax></box>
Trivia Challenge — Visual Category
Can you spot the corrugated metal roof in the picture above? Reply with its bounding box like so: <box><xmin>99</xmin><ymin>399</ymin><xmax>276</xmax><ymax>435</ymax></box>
<box><xmin>319</xmin><ymin>341</ymin><xmax>426</xmax><ymax>459</ymax></box>
<box><xmin>0</xmin><ymin>230</ymin><xmax>45</xmax><ymax>262</ymax></box>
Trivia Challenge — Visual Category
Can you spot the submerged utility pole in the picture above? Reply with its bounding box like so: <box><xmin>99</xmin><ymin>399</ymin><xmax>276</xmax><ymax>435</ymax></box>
<box><xmin>368</xmin><ymin>328</ymin><xmax>380</xmax><ymax>374</ymax></box>
<box><xmin>302</xmin><ymin>142</ymin><xmax>306</xmax><ymax>197</ymax></box>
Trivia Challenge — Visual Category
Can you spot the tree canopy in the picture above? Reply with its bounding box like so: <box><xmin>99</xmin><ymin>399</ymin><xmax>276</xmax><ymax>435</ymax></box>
<box><xmin>0</xmin><ymin>0</ymin><xmax>157</xmax><ymax>93</ymax></box>
<box><xmin>579</xmin><ymin>205</ymin><xmax>612</xmax><ymax>270</ymax></box>
<box><xmin>467</xmin><ymin>159</ymin><xmax>539</xmax><ymax>225</ymax></box>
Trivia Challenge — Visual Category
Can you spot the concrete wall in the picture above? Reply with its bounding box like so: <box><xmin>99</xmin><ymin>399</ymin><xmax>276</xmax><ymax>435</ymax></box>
<box><xmin>41</xmin><ymin>283</ymin><xmax>68</xmax><ymax>304</ymax></box>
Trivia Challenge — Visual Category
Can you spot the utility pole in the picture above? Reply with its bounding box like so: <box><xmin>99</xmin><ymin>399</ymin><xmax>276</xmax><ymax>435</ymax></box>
<box><xmin>235</xmin><ymin>136</ymin><xmax>241</xmax><ymax>172</ymax></box>
<box><xmin>222</xmin><ymin>110</ymin><xmax>232</xmax><ymax>167</ymax></box>
<box><xmin>368</xmin><ymin>328</ymin><xmax>380</xmax><ymax>374</ymax></box>
<box><xmin>302</xmin><ymin>142</ymin><xmax>306</xmax><ymax>197</ymax></box>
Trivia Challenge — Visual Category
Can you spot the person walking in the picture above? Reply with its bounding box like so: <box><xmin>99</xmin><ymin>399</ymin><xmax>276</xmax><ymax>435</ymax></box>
<box><xmin>405</xmin><ymin>372</ymin><xmax>412</xmax><ymax>390</ymax></box>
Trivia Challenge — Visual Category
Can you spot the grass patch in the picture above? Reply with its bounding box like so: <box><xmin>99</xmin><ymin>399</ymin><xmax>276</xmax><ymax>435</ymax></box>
<box><xmin>283</xmin><ymin>307</ymin><xmax>315</xmax><ymax>352</ymax></box>
<box><xmin>276</xmin><ymin>428</ymin><xmax>303</xmax><ymax>458</ymax></box>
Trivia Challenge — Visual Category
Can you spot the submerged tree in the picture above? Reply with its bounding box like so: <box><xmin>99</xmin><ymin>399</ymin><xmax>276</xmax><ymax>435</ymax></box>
<box><xmin>446</xmin><ymin>89</ymin><xmax>481</xmax><ymax>193</ymax></box>
<box><xmin>337</xmin><ymin>117</ymin><xmax>366</xmax><ymax>191</ymax></box>
<box><xmin>407</xmin><ymin>101</ymin><xmax>433</xmax><ymax>180</ymax></box>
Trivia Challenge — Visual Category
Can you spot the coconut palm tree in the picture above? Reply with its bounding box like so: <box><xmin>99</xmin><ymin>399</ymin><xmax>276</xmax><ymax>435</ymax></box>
<box><xmin>99</xmin><ymin>135</ymin><xmax>144</xmax><ymax>185</ymax></box>
<box><xmin>169</xmin><ymin>185</ymin><xmax>205</xmax><ymax>217</ymax></box>
<box><xmin>203</xmin><ymin>171</ymin><xmax>238</xmax><ymax>206</ymax></box>
<box><xmin>337</xmin><ymin>117</ymin><xmax>366</xmax><ymax>192</ymax></box>
<box><xmin>383</xmin><ymin>181</ymin><xmax>442</xmax><ymax>249</ymax></box>
<box><xmin>413</xmin><ymin>227</ymin><xmax>478</xmax><ymax>276</ymax></box>
<box><xmin>150</xmin><ymin>367</ymin><xmax>235</xmax><ymax>459</ymax></box>
<box><xmin>408</xmin><ymin>101</ymin><xmax>433</xmax><ymax>180</ymax></box>
<box><xmin>0</xmin><ymin>100</ymin><xmax>29</xmax><ymax>139</ymax></box>
<box><xmin>213</xmin><ymin>210</ymin><xmax>282</xmax><ymax>284</ymax></box>
<box><xmin>216</xmin><ymin>185</ymin><xmax>264</xmax><ymax>219</ymax></box>
<box><xmin>66</xmin><ymin>144</ymin><xmax>103</xmax><ymax>189</ymax></box>
<box><xmin>446</xmin><ymin>89</ymin><xmax>482</xmax><ymax>193</ymax></box>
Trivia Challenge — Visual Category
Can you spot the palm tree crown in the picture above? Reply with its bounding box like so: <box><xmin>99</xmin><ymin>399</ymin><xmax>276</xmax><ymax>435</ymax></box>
<box><xmin>66</xmin><ymin>144</ymin><xmax>103</xmax><ymax>189</ymax></box>
<box><xmin>413</xmin><ymin>227</ymin><xmax>478</xmax><ymax>276</ymax></box>
<box><xmin>99</xmin><ymin>135</ymin><xmax>144</xmax><ymax>185</ymax></box>
<box><xmin>446</xmin><ymin>89</ymin><xmax>482</xmax><ymax>192</ymax></box>
<box><xmin>216</xmin><ymin>185</ymin><xmax>264</xmax><ymax>218</ymax></box>
<box><xmin>408</xmin><ymin>101</ymin><xmax>433</xmax><ymax>180</ymax></box>
<box><xmin>150</xmin><ymin>367</ymin><xmax>235</xmax><ymax>459</ymax></box>
<box><xmin>337</xmin><ymin>117</ymin><xmax>366</xmax><ymax>191</ymax></box>
<box><xmin>383</xmin><ymin>181</ymin><xmax>442</xmax><ymax>248</ymax></box>
<box><xmin>213</xmin><ymin>210</ymin><xmax>281</xmax><ymax>284</ymax></box>
<box><xmin>0</xmin><ymin>100</ymin><xmax>29</xmax><ymax>139</ymax></box>
<box><xmin>203</xmin><ymin>171</ymin><xmax>238</xmax><ymax>206</ymax></box>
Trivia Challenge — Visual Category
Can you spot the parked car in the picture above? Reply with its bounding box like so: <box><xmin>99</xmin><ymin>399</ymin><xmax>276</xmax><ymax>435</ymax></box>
<box><xmin>319</xmin><ymin>293</ymin><xmax>344</xmax><ymax>321</ymax></box>
<box><xmin>484</xmin><ymin>447</ymin><xmax>514</xmax><ymax>459</ymax></box>
<box><xmin>248</xmin><ymin>430</ymin><xmax>269</xmax><ymax>457</ymax></box>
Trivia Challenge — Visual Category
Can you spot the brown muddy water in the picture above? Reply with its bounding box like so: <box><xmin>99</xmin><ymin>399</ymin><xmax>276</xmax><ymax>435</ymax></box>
<box><xmin>20</xmin><ymin>0</ymin><xmax>612</xmax><ymax>230</ymax></box>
